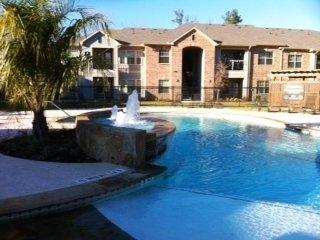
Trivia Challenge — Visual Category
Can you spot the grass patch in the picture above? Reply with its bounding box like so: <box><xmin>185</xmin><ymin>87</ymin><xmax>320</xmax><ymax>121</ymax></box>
<box><xmin>0</xmin><ymin>129</ymin><xmax>97</xmax><ymax>163</ymax></box>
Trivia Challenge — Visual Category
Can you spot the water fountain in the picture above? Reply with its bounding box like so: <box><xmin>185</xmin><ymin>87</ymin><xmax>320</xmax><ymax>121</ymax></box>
<box><xmin>75</xmin><ymin>90</ymin><xmax>175</xmax><ymax>168</ymax></box>
<box><xmin>102</xmin><ymin>90</ymin><xmax>155</xmax><ymax>131</ymax></box>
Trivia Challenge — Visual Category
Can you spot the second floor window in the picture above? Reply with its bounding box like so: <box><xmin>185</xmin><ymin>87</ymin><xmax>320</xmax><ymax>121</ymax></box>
<box><xmin>258</xmin><ymin>51</ymin><xmax>273</xmax><ymax>65</ymax></box>
<box><xmin>257</xmin><ymin>81</ymin><xmax>269</xmax><ymax>94</ymax></box>
<box><xmin>159</xmin><ymin>49</ymin><xmax>169</xmax><ymax>63</ymax></box>
<box><xmin>119</xmin><ymin>50</ymin><xmax>143</xmax><ymax>65</ymax></box>
<box><xmin>288</xmin><ymin>54</ymin><xmax>302</xmax><ymax>68</ymax></box>
<box><xmin>127</xmin><ymin>51</ymin><xmax>135</xmax><ymax>64</ymax></box>
<box><xmin>316</xmin><ymin>55</ymin><xmax>320</xmax><ymax>69</ymax></box>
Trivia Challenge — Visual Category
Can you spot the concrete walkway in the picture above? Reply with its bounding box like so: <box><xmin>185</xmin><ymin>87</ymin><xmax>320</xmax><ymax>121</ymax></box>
<box><xmin>0</xmin><ymin>154</ymin><xmax>130</xmax><ymax>200</ymax></box>
<box><xmin>141</xmin><ymin>106</ymin><xmax>320</xmax><ymax>125</ymax></box>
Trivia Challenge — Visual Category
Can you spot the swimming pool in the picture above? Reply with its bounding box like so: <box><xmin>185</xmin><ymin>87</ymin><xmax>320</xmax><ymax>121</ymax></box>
<box><xmin>95</xmin><ymin>115</ymin><xmax>320</xmax><ymax>240</ymax></box>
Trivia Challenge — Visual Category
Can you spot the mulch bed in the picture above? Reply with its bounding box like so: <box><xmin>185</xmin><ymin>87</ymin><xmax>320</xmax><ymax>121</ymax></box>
<box><xmin>0</xmin><ymin>129</ymin><xmax>98</xmax><ymax>163</ymax></box>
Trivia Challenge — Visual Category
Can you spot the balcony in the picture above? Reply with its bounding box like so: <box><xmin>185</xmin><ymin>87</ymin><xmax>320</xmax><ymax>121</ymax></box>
<box><xmin>92</xmin><ymin>59</ymin><xmax>113</xmax><ymax>70</ymax></box>
<box><xmin>92</xmin><ymin>48</ymin><xmax>114</xmax><ymax>70</ymax></box>
<box><xmin>221</xmin><ymin>50</ymin><xmax>245</xmax><ymax>77</ymax></box>
<box><xmin>226</xmin><ymin>59</ymin><xmax>244</xmax><ymax>71</ymax></box>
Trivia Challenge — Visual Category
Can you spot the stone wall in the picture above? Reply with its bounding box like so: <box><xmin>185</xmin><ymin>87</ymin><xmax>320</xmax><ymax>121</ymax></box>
<box><xmin>75</xmin><ymin>111</ymin><xmax>176</xmax><ymax>169</ymax></box>
<box><xmin>76</xmin><ymin>116</ymin><xmax>146</xmax><ymax>169</ymax></box>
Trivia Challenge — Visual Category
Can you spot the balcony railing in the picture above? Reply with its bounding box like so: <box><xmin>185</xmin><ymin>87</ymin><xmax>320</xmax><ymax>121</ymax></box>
<box><xmin>92</xmin><ymin>60</ymin><xmax>113</xmax><ymax>70</ymax></box>
<box><xmin>225</xmin><ymin>60</ymin><xmax>244</xmax><ymax>71</ymax></box>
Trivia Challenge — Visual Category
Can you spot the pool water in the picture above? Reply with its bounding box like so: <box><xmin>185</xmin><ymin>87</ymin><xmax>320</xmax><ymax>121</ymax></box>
<box><xmin>158</xmin><ymin>116</ymin><xmax>320</xmax><ymax>209</ymax></box>
<box><xmin>95</xmin><ymin>115</ymin><xmax>320</xmax><ymax>240</ymax></box>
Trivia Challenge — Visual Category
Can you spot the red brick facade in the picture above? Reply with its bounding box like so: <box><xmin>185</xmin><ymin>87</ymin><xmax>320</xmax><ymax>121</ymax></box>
<box><xmin>115</xmin><ymin>28</ymin><xmax>319</xmax><ymax>102</ymax></box>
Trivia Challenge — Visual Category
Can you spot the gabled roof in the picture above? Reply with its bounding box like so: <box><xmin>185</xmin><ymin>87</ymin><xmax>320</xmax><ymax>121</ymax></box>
<box><xmin>110</xmin><ymin>23</ymin><xmax>320</xmax><ymax>50</ymax></box>
<box><xmin>169</xmin><ymin>27</ymin><xmax>221</xmax><ymax>45</ymax></box>
<box><xmin>80</xmin><ymin>30</ymin><xmax>106</xmax><ymax>45</ymax></box>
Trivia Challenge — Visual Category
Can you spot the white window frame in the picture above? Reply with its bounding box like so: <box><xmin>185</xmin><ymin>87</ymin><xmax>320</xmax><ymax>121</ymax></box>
<box><xmin>258</xmin><ymin>51</ymin><xmax>273</xmax><ymax>65</ymax></box>
<box><xmin>119</xmin><ymin>50</ymin><xmax>143</xmax><ymax>65</ymax></box>
<box><xmin>158</xmin><ymin>79</ymin><xmax>170</xmax><ymax>94</ymax></box>
<box><xmin>288</xmin><ymin>54</ymin><xmax>302</xmax><ymax>68</ymax></box>
<box><xmin>257</xmin><ymin>80</ymin><xmax>269</xmax><ymax>94</ymax></box>
<box><xmin>159</xmin><ymin>49</ymin><xmax>170</xmax><ymax>63</ymax></box>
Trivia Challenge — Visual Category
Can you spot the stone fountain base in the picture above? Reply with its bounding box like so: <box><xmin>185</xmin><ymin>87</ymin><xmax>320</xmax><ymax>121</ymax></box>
<box><xmin>76</xmin><ymin>111</ymin><xmax>175</xmax><ymax>169</ymax></box>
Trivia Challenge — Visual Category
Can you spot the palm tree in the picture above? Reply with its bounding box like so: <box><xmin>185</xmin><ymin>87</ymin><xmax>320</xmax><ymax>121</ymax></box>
<box><xmin>0</xmin><ymin>0</ymin><xmax>108</xmax><ymax>141</ymax></box>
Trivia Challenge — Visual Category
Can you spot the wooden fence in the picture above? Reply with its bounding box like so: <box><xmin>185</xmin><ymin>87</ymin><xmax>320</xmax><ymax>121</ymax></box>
<box><xmin>269</xmin><ymin>81</ymin><xmax>320</xmax><ymax>111</ymax></box>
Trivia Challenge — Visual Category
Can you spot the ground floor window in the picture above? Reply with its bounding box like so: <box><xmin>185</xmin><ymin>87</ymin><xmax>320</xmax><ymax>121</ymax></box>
<box><xmin>159</xmin><ymin>80</ymin><xmax>170</xmax><ymax>93</ymax></box>
<box><xmin>257</xmin><ymin>80</ymin><xmax>269</xmax><ymax>94</ymax></box>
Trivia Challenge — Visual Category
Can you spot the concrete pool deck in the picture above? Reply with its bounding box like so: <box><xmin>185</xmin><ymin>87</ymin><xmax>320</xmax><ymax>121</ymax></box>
<box><xmin>0</xmin><ymin>157</ymin><xmax>166</xmax><ymax>221</ymax></box>
<box><xmin>0</xmin><ymin>107</ymin><xmax>320</xmax><ymax>135</ymax></box>
<box><xmin>0</xmin><ymin>108</ymin><xmax>167</xmax><ymax>221</ymax></box>
<box><xmin>0</xmin><ymin>154</ymin><xmax>130</xmax><ymax>200</ymax></box>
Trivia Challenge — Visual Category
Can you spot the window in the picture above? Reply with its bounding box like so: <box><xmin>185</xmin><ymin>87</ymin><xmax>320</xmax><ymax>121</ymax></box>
<box><xmin>119</xmin><ymin>50</ymin><xmax>126</xmax><ymax>64</ymax></box>
<box><xmin>119</xmin><ymin>56</ymin><xmax>125</xmax><ymax>64</ymax></box>
<box><xmin>288</xmin><ymin>54</ymin><xmax>302</xmax><ymax>68</ymax></box>
<box><xmin>159</xmin><ymin>80</ymin><xmax>170</xmax><ymax>93</ymax></box>
<box><xmin>104</xmin><ymin>52</ymin><xmax>112</xmax><ymax>61</ymax></box>
<box><xmin>257</xmin><ymin>81</ymin><xmax>269</xmax><ymax>94</ymax></box>
<box><xmin>98</xmin><ymin>37</ymin><xmax>102</xmax><ymax>44</ymax></box>
<box><xmin>258</xmin><ymin>51</ymin><xmax>273</xmax><ymax>65</ymax></box>
<box><xmin>136</xmin><ymin>51</ymin><xmax>142</xmax><ymax>65</ymax></box>
<box><xmin>119</xmin><ymin>50</ymin><xmax>143</xmax><ymax>64</ymax></box>
<box><xmin>127</xmin><ymin>51</ymin><xmax>135</xmax><ymax>64</ymax></box>
<box><xmin>316</xmin><ymin>55</ymin><xmax>320</xmax><ymax>69</ymax></box>
<box><xmin>93</xmin><ymin>77</ymin><xmax>104</xmax><ymax>95</ymax></box>
<box><xmin>159</xmin><ymin>49</ymin><xmax>169</xmax><ymax>63</ymax></box>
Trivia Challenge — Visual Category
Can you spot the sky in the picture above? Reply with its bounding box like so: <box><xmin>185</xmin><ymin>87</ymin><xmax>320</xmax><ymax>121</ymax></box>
<box><xmin>77</xmin><ymin>0</ymin><xmax>320</xmax><ymax>31</ymax></box>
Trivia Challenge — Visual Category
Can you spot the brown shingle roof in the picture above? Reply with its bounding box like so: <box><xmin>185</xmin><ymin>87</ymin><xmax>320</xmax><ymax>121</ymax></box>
<box><xmin>111</xmin><ymin>28</ymin><xmax>175</xmax><ymax>45</ymax></box>
<box><xmin>111</xmin><ymin>23</ymin><xmax>320</xmax><ymax>50</ymax></box>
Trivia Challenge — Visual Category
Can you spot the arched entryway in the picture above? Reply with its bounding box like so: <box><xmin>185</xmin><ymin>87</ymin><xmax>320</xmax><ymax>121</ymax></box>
<box><xmin>182</xmin><ymin>47</ymin><xmax>203</xmax><ymax>101</ymax></box>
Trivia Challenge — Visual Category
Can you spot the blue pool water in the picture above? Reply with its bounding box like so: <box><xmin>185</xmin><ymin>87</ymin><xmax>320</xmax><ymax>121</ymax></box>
<box><xmin>95</xmin><ymin>115</ymin><xmax>320</xmax><ymax>239</ymax></box>
<box><xmin>157</xmin><ymin>115</ymin><xmax>320</xmax><ymax>210</ymax></box>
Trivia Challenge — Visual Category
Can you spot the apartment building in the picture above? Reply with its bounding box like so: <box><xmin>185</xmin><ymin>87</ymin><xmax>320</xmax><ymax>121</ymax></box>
<box><xmin>73</xmin><ymin>23</ymin><xmax>320</xmax><ymax>106</ymax></box>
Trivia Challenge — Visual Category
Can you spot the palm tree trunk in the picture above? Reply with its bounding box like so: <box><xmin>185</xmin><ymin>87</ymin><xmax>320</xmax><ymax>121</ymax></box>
<box><xmin>32</xmin><ymin>106</ymin><xmax>49</xmax><ymax>141</ymax></box>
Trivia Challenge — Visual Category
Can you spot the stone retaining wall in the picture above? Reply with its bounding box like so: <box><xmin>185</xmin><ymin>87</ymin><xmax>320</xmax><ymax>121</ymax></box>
<box><xmin>76</xmin><ymin>111</ymin><xmax>175</xmax><ymax>169</ymax></box>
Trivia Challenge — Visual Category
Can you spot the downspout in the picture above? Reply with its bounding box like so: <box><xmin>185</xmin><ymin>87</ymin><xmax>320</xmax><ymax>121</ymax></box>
<box><xmin>247</xmin><ymin>46</ymin><xmax>252</xmax><ymax>101</ymax></box>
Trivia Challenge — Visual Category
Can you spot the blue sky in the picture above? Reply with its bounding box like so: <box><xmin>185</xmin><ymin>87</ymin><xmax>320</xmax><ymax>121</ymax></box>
<box><xmin>77</xmin><ymin>0</ymin><xmax>320</xmax><ymax>31</ymax></box>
